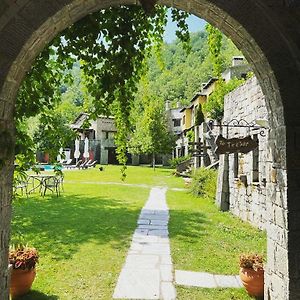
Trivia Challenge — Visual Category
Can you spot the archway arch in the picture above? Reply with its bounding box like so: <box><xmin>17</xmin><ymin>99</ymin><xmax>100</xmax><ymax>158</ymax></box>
<box><xmin>1</xmin><ymin>1</ymin><xmax>300</xmax><ymax>299</ymax></box>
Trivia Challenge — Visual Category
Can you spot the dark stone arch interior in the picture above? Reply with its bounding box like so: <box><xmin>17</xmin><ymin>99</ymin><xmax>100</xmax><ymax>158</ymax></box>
<box><xmin>1</xmin><ymin>1</ymin><xmax>300</xmax><ymax>299</ymax></box>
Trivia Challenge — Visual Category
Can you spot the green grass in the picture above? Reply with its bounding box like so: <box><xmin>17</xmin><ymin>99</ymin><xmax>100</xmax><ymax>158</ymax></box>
<box><xmin>12</xmin><ymin>180</ymin><xmax>149</xmax><ymax>299</ymax></box>
<box><xmin>63</xmin><ymin>165</ymin><xmax>184</xmax><ymax>189</ymax></box>
<box><xmin>12</xmin><ymin>166</ymin><xmax>267</xmax><ymax>299</ymax></box>
<box><xmin>167</xmin><ymin>190</ymin><xmax>266</xmax><ymax>299</ymax></box>
<box><xmin>176</xmin><ymin>286</ymin><xmax>253</xmax><ymax>299</ymax></box>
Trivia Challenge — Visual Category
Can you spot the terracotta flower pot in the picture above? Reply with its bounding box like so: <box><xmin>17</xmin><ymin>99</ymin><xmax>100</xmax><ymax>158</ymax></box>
<box><xmin>239</xmin><ymin>267</ymin><xmax>264</xmax><ymax>297</ymax></box>
<box><xmin>10</xmin><ymin>268</ymin><xmax>36</xmax><ymax>298</ymax></box>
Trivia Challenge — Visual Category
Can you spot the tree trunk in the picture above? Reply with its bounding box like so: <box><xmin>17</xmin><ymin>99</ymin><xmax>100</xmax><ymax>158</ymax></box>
<box><xmin>152</xmin><ymin>153</ymin><xmax>156</xmax><ymax>171</ymax></box>
<box><xmin>0</xmin><ymin>120</ymin><xmax>15</xmax><ymax>300</ymax></box>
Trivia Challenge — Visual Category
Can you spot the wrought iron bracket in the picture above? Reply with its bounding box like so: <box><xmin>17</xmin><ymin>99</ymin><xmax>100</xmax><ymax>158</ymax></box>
<box><xmin>207</xmin><ymin>119</ymin><xmax>267</xmax><ymax>137</ymax></box>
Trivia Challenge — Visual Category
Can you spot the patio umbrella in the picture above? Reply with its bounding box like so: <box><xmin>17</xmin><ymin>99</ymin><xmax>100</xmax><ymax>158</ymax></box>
<box><xmin>83</xmin><ymin>137</ymin><xmax>89</xmax><ymax>160</ymax></box>
<box><xmin>74</xmin><ymin>139</ymin><xmax>80</xmax><ymax>163</ymax></box>
<box><xmin>57</xmin><ymin>147</ymin><xmax>64</xmax><ymax>163</ymax></box>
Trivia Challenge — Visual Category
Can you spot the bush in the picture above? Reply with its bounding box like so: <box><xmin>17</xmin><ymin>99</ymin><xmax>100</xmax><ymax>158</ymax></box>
<box><xmin>168</xmin><ymin>155</ymin><xmax>191</xmax><ymax>168</ymax></box>
<box><xmin>189</xmin><ymin>167</ymin><xmax>217</xmax><ymax>199</ymax></box>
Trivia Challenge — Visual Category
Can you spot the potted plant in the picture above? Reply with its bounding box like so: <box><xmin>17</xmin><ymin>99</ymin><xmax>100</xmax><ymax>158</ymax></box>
<box><xmin>9</xmin><ymin>245</ymin><xmax>39</xmax><ymax>298</ymax></box>
<box><xmin>239</xmin><ymin>253</ymin><xmax>264</xmax><ymax>298</ymax></box>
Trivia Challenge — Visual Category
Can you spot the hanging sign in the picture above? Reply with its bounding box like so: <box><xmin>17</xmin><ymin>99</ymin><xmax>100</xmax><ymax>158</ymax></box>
<box><xmin>215</xmin><ymin>135</ymin><xmax>258</xmax><ymax>154</ymax></box>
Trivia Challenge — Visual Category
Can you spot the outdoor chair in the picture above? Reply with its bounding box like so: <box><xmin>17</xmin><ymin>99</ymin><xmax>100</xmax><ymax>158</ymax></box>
<box><xmin>41</xmin><ymin>176</ymin><xmax>61</xmax><ymax>197</ymax></box>
<box><xmin>13</xmin><ymin>177</ymin><xmax>29</xmax><ymax>198</ymax></box>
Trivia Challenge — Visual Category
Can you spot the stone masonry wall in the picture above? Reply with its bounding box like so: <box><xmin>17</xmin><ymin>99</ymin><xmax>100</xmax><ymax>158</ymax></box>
<box><xmin>223</xmin><ymin>76</ymin><xmax>271</xmax><ymax>230</ymax></box>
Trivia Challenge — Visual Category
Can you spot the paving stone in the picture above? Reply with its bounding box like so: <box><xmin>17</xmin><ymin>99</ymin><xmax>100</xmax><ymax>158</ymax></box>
<box><xmin>161</xmin><ymin>282</ymin><xmax>176</xmax><ymax>300</ymax></box>
<box><xmin>125</xmin><ymin>254</ymin><xmax>159</xmax><ymax>269</ymax></box>
<box><xmin>132</xmin><ymin>235</ymin><xmax>160</xmax><ymax>243</ymax></box>
<box><xmin>175</xmin><ymin>270</ymin><xmax>217</xmax><ymax>288</ymax></box>
<box><xmin>130</xmin><ymin>242</ymin><xmax>143</xmax><ymax>252</ymax></box>
<box><xmin>135</xmin><ymin>228</ymin><xmax>149</xmax><ymax>235</ymax></box>
<box><xmin>140</xmin><ymin>214</ymin><xmax>169</xmax><ymax>221</ymax></box>
<box><xmin>138</xmin><ymin>219</ymin><xmax>151</xmax><ymax>225</ymax></box>
<box><xmin>214</xmin><ymin>274</ymin><xmax>242</xmax><ymax>288</ymax></box>
<box><xmin>113</xmin><ymin>268</ymin><xmax>160</xmax><ymax>299</ymax></box>
<box><xmin>151</xmin><ymin>220</ymin><xmax>169</xmax><ymax>226</ymax></box>
<box><xmin>141</xmin><ymin>244</ymin><xmax>171</xmax><ymax>255</ymax></box>
<box><xmin>161</xmin><ymin>255</ymin><xmax>173</xmax><ymax>265</ymax></box>
<box><xmin>148</xmin><ymin>229</ymin><xmax>169</xmax><ymax>237</ymax></box>
<box><xmin>160</xmin><ymin>265</ymin><xmax>173</xmax><ymax>282</ymax></box>
<box><xmin>138</xmin><ymin>224</ymin><xmax>168</xmax><ymax>230</ymax></box>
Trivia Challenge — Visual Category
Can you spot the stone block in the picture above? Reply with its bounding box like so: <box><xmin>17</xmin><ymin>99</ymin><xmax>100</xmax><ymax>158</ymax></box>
<box><xmin>113</xmin><ymin>268</ymin><xmax>160</xmax><ymax>299</ymax></box>
<box><xmin>175</xmin><ymin>270</ymin><xmax>217</xmax><ymax>288</ymax></box>
<box><xmin>161</xmin><ymin>282</ymin><xmax>176</xmax><ymax>300</ymax></box>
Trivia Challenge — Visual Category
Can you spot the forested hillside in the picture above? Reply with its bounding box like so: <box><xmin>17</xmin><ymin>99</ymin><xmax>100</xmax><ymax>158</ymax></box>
<box><xmin>143</xmin><ymin>31</ymin><xmax>242</xmax><ymax>107</ymax></box>
<box><xmin>58</xmin><ymin>30</ymin><xmax>242</xmax><ymax>122</ymax></box>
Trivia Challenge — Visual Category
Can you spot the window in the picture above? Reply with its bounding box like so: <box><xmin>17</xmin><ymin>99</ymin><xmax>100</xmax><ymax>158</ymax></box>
<box><xmin>173</xmin><ymin>119</ymin><xmax>181</xmax><ymax>127</ymax></box>
<box><xmin>183</xmin><ymin>115</ymin><xmax>185</xmax><ymax>125</ymax></box>
<box><xmin>252</xmin><ymin>134</ymin><xmax>259</xmax><ymax>182</ymax></box>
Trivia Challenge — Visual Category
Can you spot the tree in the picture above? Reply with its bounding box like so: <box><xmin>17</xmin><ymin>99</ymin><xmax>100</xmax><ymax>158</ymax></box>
<box><xmin>15</xmin><ymin>5</ymin><xmax>190</xmax><ymax>178</ymax></box>
<box><xmin>206</xmin><ymin>23</ymin><xmax>223</xmax><ymax>78</ymax></box>
<box><xmin>203</xmin><ymin>78</ymin><xmax>245</xmax><ymax>121</ymax></box>
<box><xmin>129</xmin><ymin>80</ymin><xmax>175</xmax><ymax>169</ymax></box>
<box><xmin>33</xmin><ymin>111</ymin><xmax>77</xmax><ymax>163</ymax></box>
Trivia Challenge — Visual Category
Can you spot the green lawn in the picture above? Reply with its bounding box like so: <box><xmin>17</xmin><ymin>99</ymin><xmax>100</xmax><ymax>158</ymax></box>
<box><xmin>12</xmin><ymin>176</ymin><xmax>149</xmax><ymax>299</ymax></box>
<box><xmin>167</xmin><ymin>190</ymin><xmax>266</xmax><ymax>299</ymax></box>
<box><xmin>63</xmin><ymin>164</ymin><xmax>184</xmax><ymax>188</ymax></box>
<box><xmin>12</xmin><ymin>165</ymin><xmax>266</xmax><ymax>299</ymax></box>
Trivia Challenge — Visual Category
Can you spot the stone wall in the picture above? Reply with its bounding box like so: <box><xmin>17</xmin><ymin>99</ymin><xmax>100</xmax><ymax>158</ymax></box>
<box><xmin>221</xmin><ymin>76</ymin><xmax>271</xmax><ymax>229</ymax></box>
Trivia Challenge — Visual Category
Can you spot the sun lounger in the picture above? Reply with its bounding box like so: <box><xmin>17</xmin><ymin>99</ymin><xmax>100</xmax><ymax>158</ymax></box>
<box><xmin>62</xmin><ymin>159</ymin><xmax>73</xmax><ymax>166</ymax></box>
<box><xmin>84</xmin><ymin>160</ymin><xmax>97</xmax><ymax>169</ymax></box>
<box><xmin>78</xmin><ymin>159</ymin><xmax>90</xmax><ymax>169</ymax></box>
<box><xmin>67</xmin><ymin>159</ymin><xmax>82</xmax><ymax>169</ymax></box>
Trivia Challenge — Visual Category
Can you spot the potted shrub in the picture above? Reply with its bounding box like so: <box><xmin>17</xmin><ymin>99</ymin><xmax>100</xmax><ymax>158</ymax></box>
<box><xmin>239</xmin><ymin>253</ymin><xmax>264</xmax><ymax>297</ymax></box>
<box><xmin>9</xmin><ymin>245</ymin><xmax>39</xmax><ymax>298</ymax></box>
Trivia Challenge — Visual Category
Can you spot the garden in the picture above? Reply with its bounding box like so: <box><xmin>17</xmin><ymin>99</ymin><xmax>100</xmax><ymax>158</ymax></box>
<box><xmin>11</xmin><ymin>165</ymin><xmax>266</xmax><ymax>299</ymax></box>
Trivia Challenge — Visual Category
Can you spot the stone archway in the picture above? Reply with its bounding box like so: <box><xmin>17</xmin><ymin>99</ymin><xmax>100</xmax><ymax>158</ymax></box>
<box><xmin>1</xmin><ymin>1</ymin><xmax>300</xmax><ymax>299</ymax></box>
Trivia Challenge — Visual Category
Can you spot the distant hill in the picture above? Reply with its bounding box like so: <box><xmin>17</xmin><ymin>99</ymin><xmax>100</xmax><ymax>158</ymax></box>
<box><xmin>142</xmin><ymin>30</ymin><xmax>242</xmax><ymax>107</ymax></box>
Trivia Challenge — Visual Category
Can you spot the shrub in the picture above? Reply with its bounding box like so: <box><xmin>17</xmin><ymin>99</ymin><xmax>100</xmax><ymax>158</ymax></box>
<box><xmin>169</xmin><ymin>155</ymin><xmax>191</xmax><ymax>168</ymax></box>
<box><xmin>189</xmin><ymin>167</ymin><xmax>217</xmax><ymax>199</ymax></box>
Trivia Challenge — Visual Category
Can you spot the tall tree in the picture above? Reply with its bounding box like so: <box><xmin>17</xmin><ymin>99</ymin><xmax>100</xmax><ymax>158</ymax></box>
<box><xmin>129</xmin><ymin>80</ymin><xmax>175</xmax><ymax>169</ymax></box>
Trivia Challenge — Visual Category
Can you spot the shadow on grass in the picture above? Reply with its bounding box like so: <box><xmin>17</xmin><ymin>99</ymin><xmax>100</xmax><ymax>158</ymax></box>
<box><xmin>11</xmin><ymin>194</ymin><xmax>142</xmax><ymax>261</ymax></box>
<box><xmin>168</xmin><ymin>209</ymin><xmax>210</xmax><ymax>242</ymax></box>
<box><xmin>17</xmin><ymin>290</ymin><xmax>59</xmax><ymax>300</ymax></box>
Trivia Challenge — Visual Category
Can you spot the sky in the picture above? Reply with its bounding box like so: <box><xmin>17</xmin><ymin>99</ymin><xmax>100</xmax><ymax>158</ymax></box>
<box><xmin>164</xmin><ymin>11</ymin><xmax>206</xmax><ymax>43</ymax></box>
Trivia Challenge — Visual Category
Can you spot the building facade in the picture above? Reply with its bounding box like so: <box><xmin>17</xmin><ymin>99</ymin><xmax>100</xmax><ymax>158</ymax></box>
<box><xmin>70</xmin><ymin>113</ymin><xmax>117</xmax><ymax>164</ymax></box>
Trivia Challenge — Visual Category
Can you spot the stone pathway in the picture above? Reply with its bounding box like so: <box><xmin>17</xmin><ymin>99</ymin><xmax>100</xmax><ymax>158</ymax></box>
<box><xmin>113</xmin><ymin>187</ymin><xmax>244</xmax><ymax>299</ymax></box>
<box><xmin>113</xmin><ymin>187</ymin><xmax>176</xmax><ymax>300</ymax></box>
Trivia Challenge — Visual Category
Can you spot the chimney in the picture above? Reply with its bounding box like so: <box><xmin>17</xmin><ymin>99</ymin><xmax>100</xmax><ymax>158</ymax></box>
<box><xmin>232</xmin><ymin>56</ymin><xmax>245</xmax><ymax>67</ymax></box>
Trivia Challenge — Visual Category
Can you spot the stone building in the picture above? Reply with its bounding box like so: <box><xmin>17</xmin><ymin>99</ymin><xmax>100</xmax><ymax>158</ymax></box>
<box><xmin>176</xmin><ymin>57</ymin><xmax>251</xmax><ymax>168</ymax></box>
<box><xmin>70</xmin><ymin>113</ymin><xmax>117</xmax><ymax>164</ymax></box>
<box><xmin>216</xmin><ymin>76</ymin><xmax>269</xmax><ymax>230</ymax></box>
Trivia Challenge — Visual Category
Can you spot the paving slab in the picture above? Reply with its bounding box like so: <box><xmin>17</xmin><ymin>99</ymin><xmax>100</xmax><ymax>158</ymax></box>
<box><xmin>175</xmin><ymin>270</ymin><xmax>217</xmax><ymax>288</ymax></box>
<box><xmin>161</xmin><ymin>282</ymin><xmax>176</xmax><ymax>300</ymax></box>
<box><xmin>113</xmin><ymin>268</ymin><xmax>160</xmax><ymax>299</ymax></box>
<box><xmin>176</xmin><ymin>270</ymin><xmax>244</xmax><ymax>289</ymax></box>
<box><xmin>214</xmin><ymin>274</ymin><xmax>243</xmax><ymax>288</ymax></box>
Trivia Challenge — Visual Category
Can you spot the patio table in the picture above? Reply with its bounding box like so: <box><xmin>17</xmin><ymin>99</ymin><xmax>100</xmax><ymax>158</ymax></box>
<box><xmin>28</xmin><ymin>174</ymin><xmax>56</xmax><ymax>195</ymax></box>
